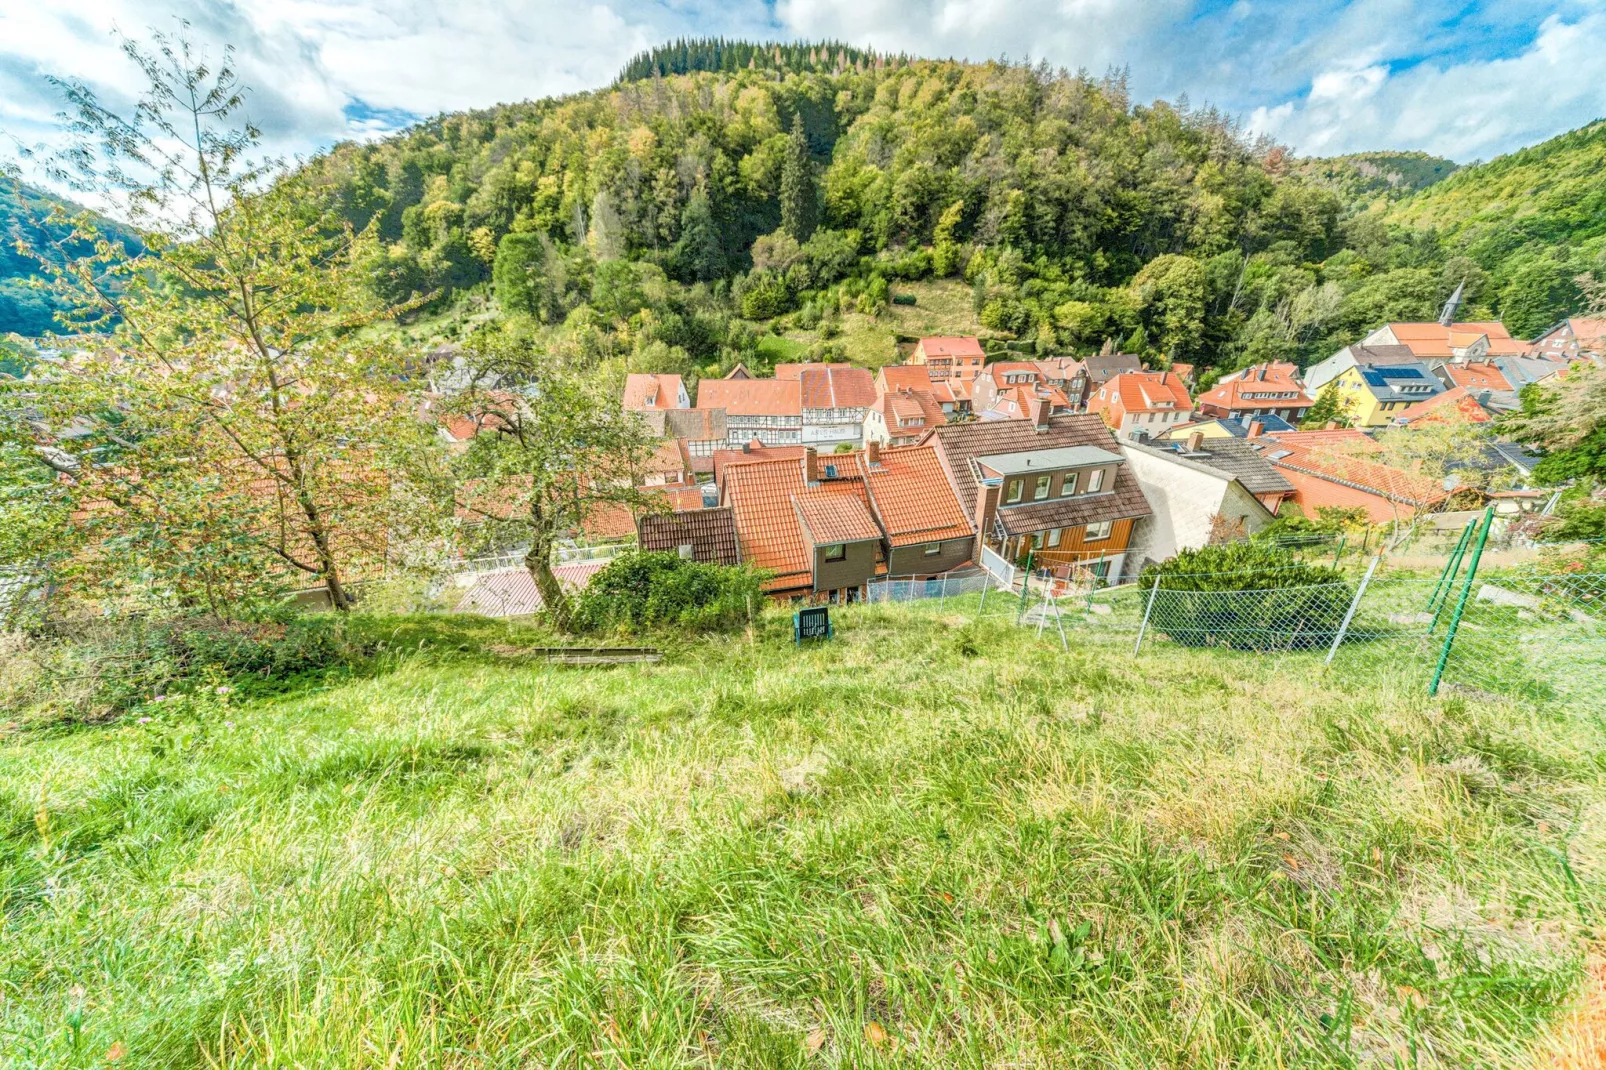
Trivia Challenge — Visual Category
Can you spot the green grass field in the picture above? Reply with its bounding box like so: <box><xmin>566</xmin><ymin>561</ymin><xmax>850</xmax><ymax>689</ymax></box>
<box><xmin>2</xmin><ymin>601</ymin><xmax>1601</xmax><ymax>1067</ymax></box>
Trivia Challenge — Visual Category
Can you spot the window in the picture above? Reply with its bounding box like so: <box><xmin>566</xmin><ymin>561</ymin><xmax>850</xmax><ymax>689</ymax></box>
<box><xmin>1047</xmin><ymin>528</ymin><xmax>1062</xmax><ymax>547</ymax></box>
<box><xmin>1084</xmin><ymin>520</ymin><xmax>1112</xmax><ymax>541</ymax></box>
<box><xmin>1031</xmin><ymin>531</ymin><xmax>1045</xmax><ymax>549</ymax></box>
<box><xmin>1005</xmin><ymin>480</ymin><xmax>1023</xmax><ymax>504</ymax></box>
<box><xmin>1060</xmin><ymin>472</ymin><xmax>1078</xmax><ymax>496</ymax></box>
<box><xmin>1033</xmin><ymin>474</ymin><xmax>1051</xmax><ymax>500</ymax></box>
<box><xmin>923</xmin><ymin>542</ymin><xmax>942</xmax><ymax>556</ymax></box>
<box><xmin>1087</xmin><ymin>469</ymin><xmax>1105</xmax><ymax>492</ymax></box>
<box><xmin>823</xmin><ymin>543</ymin><xmax>846</xmax><ymax>562</ymax></box>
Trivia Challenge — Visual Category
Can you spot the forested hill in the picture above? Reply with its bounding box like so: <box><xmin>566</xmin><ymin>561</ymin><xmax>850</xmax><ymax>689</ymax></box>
<box><xmin>1293</xmin><ymin>151</ymin><xmax>1459</xmax><ymax>208</ymax></box>
<box><xmin>617</xmin><ymin>39</ymin><xmax>888</xmax><ymax>82</ymax></box>
<box><xmin>0</xmin><ymin>177</ymin><xmax>141</xmax><ymax>337</ymax></box>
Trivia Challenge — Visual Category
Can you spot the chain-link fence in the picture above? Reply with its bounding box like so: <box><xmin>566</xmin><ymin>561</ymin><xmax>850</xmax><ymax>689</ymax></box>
<box><xmin>922</xmin><ymin>534</ymin><xmax>1606</xmax><ymax>714</ymax></box>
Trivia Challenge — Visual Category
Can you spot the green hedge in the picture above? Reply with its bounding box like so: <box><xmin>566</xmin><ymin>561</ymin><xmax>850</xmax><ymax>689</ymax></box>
<box><xmin>570</xmin><ymin>552</ymin><xmax>767</xmax><ymax>633</ymax></box>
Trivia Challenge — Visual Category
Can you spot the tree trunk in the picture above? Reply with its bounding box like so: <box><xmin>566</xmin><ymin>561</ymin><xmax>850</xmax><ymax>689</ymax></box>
<box><xmin>526</xmin><ymin>540</ymin><xmax>572</xmax><ymax>631</ymax></box>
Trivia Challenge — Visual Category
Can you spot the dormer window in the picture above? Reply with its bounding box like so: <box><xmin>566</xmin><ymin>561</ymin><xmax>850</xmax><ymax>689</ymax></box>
<box><xmin>1033</xmin><ymin>475</ymin><xmax>1051</xmax><ymax>500</ymax></box>
<box><xmin>1087</xmin><ymin>469</ymin><xmax>1105</xmax><ymax>492</ymax></box>
<box><xmin>1005</xmin><ymin>480</ymin><xmax>1023</xmax><ymax>504</ymax></box>
<box><xmin>1060</xmin><ymin>472</ymin><xmax>1078</xmax><ymax>497</ymax></box>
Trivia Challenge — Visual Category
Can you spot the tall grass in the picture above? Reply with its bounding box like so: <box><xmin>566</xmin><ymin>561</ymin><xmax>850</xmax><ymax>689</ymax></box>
<box><xmin>1</xmin><ymin>603</ymin><xmax>1601</xmax><ymax>1066</ymax></box>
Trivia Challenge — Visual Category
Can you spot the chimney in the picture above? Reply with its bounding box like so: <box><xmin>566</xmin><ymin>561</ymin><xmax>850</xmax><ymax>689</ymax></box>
<box><xmin>1325</xmin><ymin>420</ymin><xmax>1339</xmax><ymax>431</ymax></box>
<box><xmin>1029</xmin><ymin>396</ymin><xmax>1051</xmax><ymax>430</ymax></box>
<box><xmin>866</xmin><ymin>439</ymin><xmax>881</xmax><ymax>466</ymax></box>
<box><xmin>1185</xmin><ymin>430</ymin><xmax>1205</xmax><ymax>453</ymax></box>
<box><xmin>741</xmin><ymin>441</ymin><xmax>751</xmax><ymax>454</ymax></box>
<box><xmin>1247</xmin><ymin>420</ymin><xmax>1264</xmax><ymax>439</ymax></box>
<box><xmin>803</xmin><ymin>446</ymin><xmax>819</xmax><ymax>485</ymax></box>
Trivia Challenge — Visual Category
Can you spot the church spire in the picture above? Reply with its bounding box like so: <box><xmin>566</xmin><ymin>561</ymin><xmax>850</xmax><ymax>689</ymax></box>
<box><xmin>1439</xmin><ymin>279</ymin><xmax>1466</xmax><ymax>327</ymax></box>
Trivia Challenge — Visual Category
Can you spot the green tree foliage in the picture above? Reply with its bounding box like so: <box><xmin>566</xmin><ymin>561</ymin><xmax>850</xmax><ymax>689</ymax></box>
<box><xmin>1131</xmin><ymin>254</ymin><xmax>1208</xmax><ymax>358</ymax></box>
<box><xmin>1300</xmin><ymin>382</ymin><xmax>1351</xmax><ymax>429</ymax></box>
<box><xmin>780</xmin><ymin>114</ymin><xmax>818</xmax><ymax>242</ymax></box>
<box><xmin>1504</xmin><ymin>370</ymin><xmax>1606</xmax><ymax>485</ymax></box>
<box><xmin>570</xmin><ymin>551</ymin><xmax>767</xmax><ymax>632</ymax></box>
<box><xmin>1140</xmin><ymin>543</ymin><xmax>1352</xmax><ymax>652</ymax></box>
<box><xmin>0</xmin><ymin>177</ymin><xmax>142</xmax><ymax>336</ymax></box>
<box><xmin>618</xmin><ymin>38</ymin><xmax>884</xmax><ymax>83</ymax></box>
<box><xmin>492</xmin><ymin>232</ymin><xmax>546</xmax><ymax>316</ymax></box>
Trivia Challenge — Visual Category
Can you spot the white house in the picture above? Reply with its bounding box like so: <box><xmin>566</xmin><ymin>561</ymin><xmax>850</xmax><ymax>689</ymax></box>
<box><xmin>1119</xmin><ymin>436</ymin><xmax>1287</xmax><ymax>564</ymax></box>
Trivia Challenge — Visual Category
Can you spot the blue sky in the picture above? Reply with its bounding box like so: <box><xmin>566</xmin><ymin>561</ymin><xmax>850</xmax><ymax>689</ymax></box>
<box><xmin>2</xmin><ymin>0</ymin><xmax>1603</xmax><ymax>175</ymax></box>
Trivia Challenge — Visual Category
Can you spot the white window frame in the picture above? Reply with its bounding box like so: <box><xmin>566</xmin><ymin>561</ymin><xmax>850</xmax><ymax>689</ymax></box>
<box><xmin>1033</xmin><ymin>474</ymin><xmax>1051</xmax><ymax>500</ymax></box>
<box><xmin>1060</xmin><ymin>472</ymin><xmax>1078</xmax><ymax>497</ymax></box>
<box><xmin>1005</xmin><ymin>480</ymin><xmax>1023</xmax><ymax>504</ymax></box>
<box><xmin>923</xmin><ymin>542</ymin><xmax>942</xmax><ymax>557</ymax></box>
<box><xmin>1084</xmin><ymin>520</ymin><xmax>1112</xmax><ymax>542</ymax></box>
<box><xmin>1087</xmin><ymin>469</ymin><xmax>1105</xmax><ymax>492</ymax></box>
<box><xmin>1046</xmin><ymin>527</ymin><xmax>1062</xmax><ymax>547</ymax></box>
<box><xmin>823</xmin><ymin>543</ymin><xmax>846</xmax><ymax>562</ymax></box>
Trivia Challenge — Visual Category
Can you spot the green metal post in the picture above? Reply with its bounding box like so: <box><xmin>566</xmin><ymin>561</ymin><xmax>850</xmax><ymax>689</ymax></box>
<box><xmin>1016</xmin><ymin>547</ymin><xmax>1034</xmax><ymax>623</ymax></box>
<box><xmin>1331</xmin><ymin>534</ymin><xmax>1347</xmax><ymax>569</ymax></box>
<box><xmin>1428</xmin><ymin>506</ymin><xmax>1493</xmax><ymax>696</ymax></box>
<box><xmin>1426</xmin><ymin>519</ymin><xmax>1475</xmax><ymax>619</ymax></box>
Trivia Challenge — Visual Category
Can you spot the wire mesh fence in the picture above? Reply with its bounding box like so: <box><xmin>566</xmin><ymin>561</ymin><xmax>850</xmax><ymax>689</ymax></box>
<box><xmin>929</xmin><ymin>544</ymin><xmax>1606</xmax><ymax>715</ymax></box>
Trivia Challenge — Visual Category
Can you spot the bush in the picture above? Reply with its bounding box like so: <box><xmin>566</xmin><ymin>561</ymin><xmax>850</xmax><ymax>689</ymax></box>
<box><xmin>570</xmin><ymin>552</ymin><xmax>767</xmax><ymax>633</ymax></box>
<box><xmin>9</xmin><ymin>613</ymin><xmax>367</xmax><ymax>723</ymax></box>
<box><xmin>1140</xmin><ymin>543</ymin><xmax>1352</xmax><ymax>651</ymax></box>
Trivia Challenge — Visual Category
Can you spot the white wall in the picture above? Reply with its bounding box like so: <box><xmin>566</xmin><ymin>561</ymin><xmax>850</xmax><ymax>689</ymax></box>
<box><xmin>1121</xmin><ymin>446</ymin><xmax>1274</xmax><ymax>564</ymax></box>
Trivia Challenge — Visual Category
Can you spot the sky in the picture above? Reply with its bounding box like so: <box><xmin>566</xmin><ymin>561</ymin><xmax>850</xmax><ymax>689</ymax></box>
<box><xmin>2</xmin><ymin>0</ymin><xmax>1604</xmax><ymax>181</ymax></box>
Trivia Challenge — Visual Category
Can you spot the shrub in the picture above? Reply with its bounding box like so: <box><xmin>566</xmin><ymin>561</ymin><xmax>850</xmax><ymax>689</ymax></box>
<box><xmin>9</xmin><ymin>613</ymin><xmax>367</xmax><ymax>723</ymax></box>
<box><xmin>1140</xmin><ymin>543</ymin><xmax>1352</xmax><ymax>651</ymax></box>
<box><xmin>570</xmin><ymin>552</ymin><xmax>767</xmax><ymax>633</ymax></box>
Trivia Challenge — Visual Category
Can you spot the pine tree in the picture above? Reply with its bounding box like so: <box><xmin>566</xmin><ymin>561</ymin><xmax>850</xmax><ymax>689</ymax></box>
<box><xmin>672</xmin><ymin>189</ymin><xmax>726</xmax><ymax>282</ymax></box>
<box><xmin>780</xmin><ymin>115</ymin><xmax>817</xmax><ymax>242</ymax></box>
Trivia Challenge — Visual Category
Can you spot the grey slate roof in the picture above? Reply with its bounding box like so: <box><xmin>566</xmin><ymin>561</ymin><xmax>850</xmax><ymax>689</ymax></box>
<box><xmin>932</xmin><ymin>414</ymin><xmax>1152</xmax><ymax>533</ymax></box>
<box><xmin>974</xmin><ymin>445</ymin><xmax>1124</xmax><ymax>475</ymax></box>
<box><xmin>1129</xmin><ymin>439</ymin><xmax>1294</xmax><ymax>496</ymax></box>
<box><xmin>1083</xmin><ymin>353</ymin><xmax>1144</xmax><ymax>385</ymax></box>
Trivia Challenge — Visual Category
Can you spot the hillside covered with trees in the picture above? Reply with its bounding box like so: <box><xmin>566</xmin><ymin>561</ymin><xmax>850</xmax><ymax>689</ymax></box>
<box><xmin>0</xmin><ymin>177</ymin><xmax>141</xmax><ymax>336</ymax></box>
<box><xmin>291</xmin><ymin>51</ymin><xmax>1604</xmax><ymax>381</ymax></box>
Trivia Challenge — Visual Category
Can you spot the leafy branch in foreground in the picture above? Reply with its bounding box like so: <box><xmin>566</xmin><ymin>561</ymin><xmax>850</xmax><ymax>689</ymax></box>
<box><xmin>9</xmin><ymin>30</ymin><xmax>438</xmax><ymax>614</ymax></box>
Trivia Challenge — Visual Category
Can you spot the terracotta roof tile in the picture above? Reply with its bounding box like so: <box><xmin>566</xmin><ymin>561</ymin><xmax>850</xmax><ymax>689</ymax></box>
<box><xmin>856</xmin><ymin>444</ymin><xmax>973</xmax><ymax>546</ymax></box>
<box><xmin>696</xmin><ymin>378</ymin><xmax>801</xmax><ymax>417</ymax></box>
<box><xmin>794</xmin><ymin>493</ymin><xmax>881</xmax><ymax>545</ymax></box>
<box><xmin>1395</xmin><ymin>386</ymin><xmax>1491</xmax><ymax>424</ymax></box>
<box><xmin>796</xmin><ymin>364</ymin><xmax>876</xmax><ymax>409</ymax></box>
<box><xmin>637</xmin><ymin>506</ymin><xmax>740</xmax><ymax>565</ymax></box>
<box><xmin>1441</xmin><ymin>362</ymin><xmax>1513</xmax><ymax>392</ymax></box>
<box><xmin>623</xmin><ymin>374</ymin><xmax>688</xmax><ymax>411</ymax></box>
<box><xmin>1255</xmin><ymin>430</ymin><xmax>1449</xmax><ymax>508</ymax></box>
<box><xmin>917</xmin><ymin>336</ymin><xmax>985</xmax><ymax>358</ymax></box>
<box><xmin>722</xmin><ymin>457</ymin><xmax>875</xmax><ymax>590</ymax></box>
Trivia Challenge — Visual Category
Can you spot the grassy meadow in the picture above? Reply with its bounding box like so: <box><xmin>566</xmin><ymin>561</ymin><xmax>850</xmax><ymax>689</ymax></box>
<box><xmin>2</xmin><ymin>600</ymin><xmax>1603</xmax><ymax>1067</ymax></box>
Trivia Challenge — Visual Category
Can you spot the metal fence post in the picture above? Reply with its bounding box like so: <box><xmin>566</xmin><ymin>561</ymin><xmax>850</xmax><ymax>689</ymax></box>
<box><xmin>939</xmin><ymin>571</ymin><xmax>948</xmax><ymax>610</ymax></box>
<box><xmin>1016</xmin><ymin>548</ymin><xmax>1034</xmax><ymax>623</ymax></box>
<box><xmin>1133</xmin><ymin>577</ymin><xmax>1161</xmax><ymax>656</ymax></box>
<box><xmin>1426</xmin><ymin>519</ymin><xmax>1474</xmax><ymax>615</ymax></box>
<box><xmin>1332</xmin><ymin>534</ymin><xmax>1347</xmax><ymax>569</ymax></box>
<box><xmin>1429</xmin><ymin>506</ymin><xmax>1494</xmax><ymax>696</ymax></box>
<box><xmin>1325</xmin><ymin>553</ymin><xmax>1381</xmax><ymax>665</ymax></box>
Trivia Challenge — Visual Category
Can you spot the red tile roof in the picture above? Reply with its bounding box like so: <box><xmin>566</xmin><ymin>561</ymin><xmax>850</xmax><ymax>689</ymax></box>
<box><xmin>1386</xmin><ymin>321</ymin><xmax>1527</xmax><ymax>357</ymax></box>
<box><xmin>712</xmin><ymin>443</ymin><xmax>806</xmax><ymax>488</ymax></box>
<box><xmin>917</xmin><ymin>336</ymin><xmax>985</xmax><ymax>358</ymax></box>
<box><xmin>880</xmin><ymin>364</ymin><xmax>935</xmax><ymax>393</ymax></box>
<box><xmin>623</xmin><ymin>373</ymin><xmax>688</xmax><ymax>411</ymax></box>
<box><xmin>1087</xmin><ymin>371</ymin><xmax>1194</xmax><ymax>418</ymax></box>
<box><xmin>722</xmin><ymin>457</ymin><xmax>876</xmax><ymax>591</ymax></box>
<box><xmin>794</xmin><ymin>493</ymin><xmax>881</xmax><ymax>545</ymax></box>
<box><xmin>1440</xmin><ymin>361</ymin><xmax>1513</xmax><ymax>392</ymax></box>
<box><xmin>1255</xmin><ymin>430</ymin><xmax>1449</xmax><ymax>508</ymax></box>
<box><xmin>1395</xmin><ymin>386</ymin><xmax>1492</xmax><ymax>424</ymax></box>
<box><xmin>795</xmin><ymin>364</ymin><xmax>876</xmax><ymax>409</ymax></box>
<box><xmin>872</xmin><ymin>387</ymin><xmax>947</xmax><ymax>432</ymax></box>
<box><xmin>1198</xmin><ymin>365</ymin><xmax>1313</xmax><ymax>410</ymax></box>
<box><xmin>855</xmin><ymin>444</ymin><xmax>973</xmax><ymax>547</ymax></box>
<box><xmin>696</xmin><ymin>378</ymin><xmax>801</xmax><ymax>417</ymax></box>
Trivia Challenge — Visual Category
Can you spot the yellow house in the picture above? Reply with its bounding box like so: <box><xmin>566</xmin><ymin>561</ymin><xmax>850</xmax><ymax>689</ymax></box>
<box><xmin>1331</xmin><ymin>362</ymin><xmax>1444</xmax><ymax>427</ymax></box>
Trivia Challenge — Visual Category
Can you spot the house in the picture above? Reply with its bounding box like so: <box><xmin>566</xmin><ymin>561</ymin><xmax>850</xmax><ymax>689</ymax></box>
<box><xmin>622</xmin><ymin>373</ymin><xmax>690</xmax><ymax>413</ymax></box>
<box><xmin>1305</xmin><ymin>342</ymin><xmax>1420</xmax><ymax>393</ymax></box>
<box><xmin>721</xmin><ymin>448</ymin><xmax>885</xmax><ymax>601</ymax></box>
<box><xmin>1079</xmin><ymin>352</ymin><xmax>1145</xmax><ymax>403</ymax></box>
<box><xmin>1329</xmin><ymin>362</ymin><xmax>1444</xmax><ymax>426</ymax></box>
<box><xmin>910</xmin><ymin>336</ymin><xmax>986</xmax><ymax>381</ymax></box>
<box><xmin>636</xmin><ymin>507</ymin><xmax>740</xmax><ymax>566</ymax></box>
<box><xmin>1169</xmin><ymin>363</ymin><xmax>1196</xmax><ymax>390</ymax></box>
<box><xmin>1528</xmin><ymin>317</ymin><xmax>1606</xmax><ymax>362</ymax></box>
<box><xmin>854</xmin><ymin>440</ymin><xmax>976</xmax><ymax>576</ymax></box>
<box><xmin>971</xmin><ymin>362</ymin><xmax>1075</xmax><ymax>421</ymax></box>
<box><xmin>1032</xmin><ymin>358</ymin><xmax>1090</xmax><ymax>407</ymax></box>
<box><xmin>1121</xmin><ymin>434</ymin><xmax>1292</xmax><ymax>563</ymax></box>
<box><xmin>659</xmin><ymin>408</ymin><xmax>728</xmax><ymax>475</ymax></box>
<box><xmin>1362</xmin><ymin>320</ymin><xmax>1528</xmax><ymax>361</ymax></box>
<box><xmin>1428</xmin><ymin>360</ymin><xmax>1519</xmax><ymax>412</ymax></box>
<box><xmin>930</xmin><ymin>402</ymin><xmax>1153</xmax><ymax>583</ymax></box>
<box><xmin>1394</xmin><ymin>387</ymin><xmax>1493</xmax><ymax>425</ymax></box>
<box><xmin>777</xmin><ymin>363</ymin><xmax>877</xmax><ymax>448</ymax></box>
<box><xmin>864</xmin><ymin>366</ymin><xmax>951</xmax><ymax>447</ymax></box>
<box><xmin>1086</xmin><ymin>371</ymin><xmax>1194</xmax><ymax>439</ymax></box>
<box><xmin>639</xmin><ymin>438</ymin><xmax>695</xmax><ymax>487</ymax></box>
<box><xmin>1252</xmin><ymin>429</ymin><xmax>1450</xmax><ymax>525</ymax></box>
<box><xmin>711</xmin><ymin>441</ymin><xmax>805</xmax><ymax>491</ymax></box>
<box><xmin>1195</xmin><ymin>362</ymin><xmax>1314</xmax><ymax>424</ymax></box>
<box><xmin>696</xmin><ymin>377</ymin><xmax>802</xmax><ymax>446</ymax></box>
<box><xmin>1492</xmin><ymin>352</ymin><xmax>1571</xmax><ymax>391</ymax></box>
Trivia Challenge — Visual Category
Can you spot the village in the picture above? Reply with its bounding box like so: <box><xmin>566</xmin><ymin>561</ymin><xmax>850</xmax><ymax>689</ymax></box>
<box><xmin>452</xmin><ymin>296</ymin><xmax>1602</xmax><ymax>612</ymax></box>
